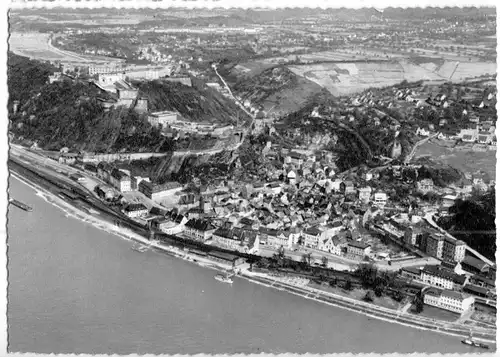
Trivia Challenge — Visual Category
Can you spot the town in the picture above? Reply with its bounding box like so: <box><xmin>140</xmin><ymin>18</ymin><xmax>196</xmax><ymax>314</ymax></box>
<box><xmin>7</xmin><ymin>5</ymin><xmax>497</xmax><ymax>347</ymax></box>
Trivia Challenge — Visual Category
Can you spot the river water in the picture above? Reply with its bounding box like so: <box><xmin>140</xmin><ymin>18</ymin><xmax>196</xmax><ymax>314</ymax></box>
<box><xmin>6</xmin><ymin>176</ymin><xmax>486</xmax><ymax>354</ymax></box>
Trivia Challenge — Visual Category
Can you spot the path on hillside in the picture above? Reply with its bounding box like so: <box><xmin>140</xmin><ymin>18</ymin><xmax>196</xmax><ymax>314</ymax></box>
<box><xmin>404</xmin><ymin>133</ymin><xmax>439</xmax><ymax>164</ymax></box>
<box><xmin>213</xmin><ymin>65</ymin><xmax>255</xmax><ymax>131</ymax></box>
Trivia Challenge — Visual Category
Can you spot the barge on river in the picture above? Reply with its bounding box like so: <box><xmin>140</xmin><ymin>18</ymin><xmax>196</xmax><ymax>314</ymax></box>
<box><xmin>9</xmin><ymin>198</ymin><xmax>33</xmax><ymax>212</ymax></box>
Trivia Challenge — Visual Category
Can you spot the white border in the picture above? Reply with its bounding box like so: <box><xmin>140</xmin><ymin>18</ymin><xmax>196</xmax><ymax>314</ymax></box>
<box><xmin>6</xmin><ymin>0</ymin><xmax>500</xmax><ymax>10</ymax></box>
<box><xmin>2</xmin><ymin>1</ymin><xmax>499</xmax><ymax>356</ymax></box>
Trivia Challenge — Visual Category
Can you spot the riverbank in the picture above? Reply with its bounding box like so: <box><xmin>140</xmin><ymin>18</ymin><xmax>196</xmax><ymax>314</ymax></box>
<box><xmin>9</xmin><ymin>170</ymin><xmax>497</xmax><ymax>345</ymax></box>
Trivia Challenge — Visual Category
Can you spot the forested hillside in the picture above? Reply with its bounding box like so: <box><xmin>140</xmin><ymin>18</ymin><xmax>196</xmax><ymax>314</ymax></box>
<box><xmin>438</xmin><ymin>189</ymin><xmax>496</xmax><ymax>261</ymax></box>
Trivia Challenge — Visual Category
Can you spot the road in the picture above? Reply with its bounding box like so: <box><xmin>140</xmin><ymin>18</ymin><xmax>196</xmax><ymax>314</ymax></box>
<box><xmin>258</xmin><ymin>245</ymin><xmax>356</xmax><ymax>271</ymax></box>
<box><xmin>47</xmin><ymin>35</ymin><xmax>91</xmax><ymax>63</ymax></box>
<box><xmin>404</xmin><ymin>133</ymin><xmax>439</xmax><ymax>164</ymax></box>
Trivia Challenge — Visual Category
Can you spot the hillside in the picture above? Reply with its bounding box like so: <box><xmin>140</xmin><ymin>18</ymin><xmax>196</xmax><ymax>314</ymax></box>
<box><xmin>230</xmin><ymin>65</ymin><xmax>325</xmax><ymax>116</ymax></box>
<box><xmin>137</xmin><ymin>79</ymin><xmax>251</xmax><ymax>124</ymax></box>
<box><xmin>8</xmin><ymin>55</ymin><xmax>169</xmax><ymax>153</ymax></box>
<box><xmin>7</xmin><ymin>52</ymin><xmax>57</xmax><ymax>106</ymax></box>
<box><xmin>277</xmin><ymin>92</ymin><xmax>415</xmax><ymax>171</ymax></box>
<box><xmin>438</xmin><ymin>188</ymin><xmax>496</xmax><ymax>262</ymax></box>
<box><xmin>8</xmin><ymin>55</ymin><xmax>248</xmax><ymax>153</ymax></box>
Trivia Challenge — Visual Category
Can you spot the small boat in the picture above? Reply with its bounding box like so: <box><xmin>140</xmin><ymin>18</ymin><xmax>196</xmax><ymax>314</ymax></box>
<box><xmin>462</xmin><ymin>331</ymin><xmax>489</xmax><ymax>349</ymax></box>
<box><xmin>214</xmin><ymin>274</ymin><xmax>233</xmax><ymax>284</ymax></box>
<box><xmin>131</xmin><ymin>244</ymin><xmax>149</xmax><ymax>253</ymax></box>
<box><xmin>9</xmin><ymin>198</ymin><xmax>33</xmax><ymax>212</ymax></box>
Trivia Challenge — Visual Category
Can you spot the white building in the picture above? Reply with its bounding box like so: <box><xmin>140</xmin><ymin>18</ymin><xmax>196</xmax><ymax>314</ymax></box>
<box><xmin>302</xmin><ymin>226</ymin><xmax>323</xmax><ymax>249</ymax></box>
<box><xmin>420</xmin><ymin>265</ymin><xmax>467</xmax><ymax>290</ymax></box>
<box><xmin>373</xmin><ymin>191</ymin><xmax>388</xmax><ymax>208</ymax></box>
<box><xmin>319</xmin><ymin>236</ymin><xmax>343</xmax><ymax>256</ymax></box>
<box><xmin>424</xmin><ymin>287</ymin><xmax>475</xmax><ymax>315</ymax></box>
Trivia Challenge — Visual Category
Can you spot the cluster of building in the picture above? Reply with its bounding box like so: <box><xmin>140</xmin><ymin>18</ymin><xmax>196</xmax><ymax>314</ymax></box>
<box><xmin>401</xmin><ymin>260</ymin><xmax>496</xmax><ymax>315</ymax></box>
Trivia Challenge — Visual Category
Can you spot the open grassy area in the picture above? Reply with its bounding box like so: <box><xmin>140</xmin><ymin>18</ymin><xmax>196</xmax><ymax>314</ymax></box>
<box><xmin>308</xmin><ymin>282</ymin><xmax>402</xmax><ymax>310</ymax></box>
<box><xmin>413</xmin><ymin>141</ymin><xmax>496</xmax><ymax>179</ymax></box>
<box><xmin>409</xmin><ymin>304</ymin><xmax>460</xmax><ymax>322</ymax></box>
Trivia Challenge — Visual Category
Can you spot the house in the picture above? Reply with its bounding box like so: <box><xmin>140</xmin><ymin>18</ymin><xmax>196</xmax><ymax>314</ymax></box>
<box><xmin>258</xmin><ymin>227</ymin><xmax>278</xmax><ymax>246</ymax></box>
<box><xmin>469</xmin><ymin>275</ymin><xmax>495</xmax><ymax>290</ymax></box>
<box><xmin>302</xmin><ymin>226</ymin><xmax>323</xmax><ymax>249</ymax></box>
<box><xmin>266</xmin><ymin>182</ymin><xmax>282</xmax><ymax>195</ymax></box>
<box><xmin>477</xmin><ymin>132</ymin><xmax>492</xmax><ymax>144</ymax></box>
<box><xmin>138</xmin><ymin>180</ymin><xmax>183</xmax><ymax>201</ymax></box>
<box><xmin>423</xmin><ymin>287</ymin><xmax>475</xmax><ymax>315</ymax></box>
<box><xmin>286</xmin><ymin>226</ymin><xmax>302</xmax><ymax>245</ymax></box>
<box><xmin>416</xmin><ymin>179</ymin><xmax>434</xmax><ymax>194</ymax></box>
<box><xmin>346</xmin><ymin>241</ymin><xmax>371</xmax><ymax>260</ymax></box>
<box><xmin>322</xmin><ymin>221</ymin><xmax>344</xmax><ymax>237</ymax></box>
<box><xmin>320</xmin><ymin>236</ymin><xmax>343</xmax><ymax>256</ymax></box>
<box><xmin>458</xmin><ymin>127</ymin><xmax>478</xmax><ymax>142</ymax></box>
<box><xmin>287</xmin><ymin>152</ymin><xmax>306</xmax><ymax>166</ymax></box>
<box><xmin>184</xmin><ymin>219</ymin><xmax>216</xmax><ymax>242</ymax></box>
<box><xmin>241</xmin><ymin>230</ymin><xmax>260</xmax><ymax>253</ymax></box>
<box><xmin>268</xmin><ymin>231</ymin><xmax>293</xmax><ymax>249</ymax></box>
<box><xmin>441</xmin><ymin>195</ymin><xmax>457</xmax><ymax>208</ymax></box>
<box><xmin>400</xmin><ymin>266</ymin><xmax>422</xmax><ymax>280</ymax></box>
<box><xmin>373</xmin><ymin>191</ymin><xmax>388</xmax><ymax>208</ymax></box>
<box><xmin>122</xmin><ymin>203</ymin><xmax>148</xmax><ymax>218</ymax></box>
<box><xmin>461</xmin><ymin>256</ymin><xmax>490</xmax><ymax>275</ymax></box>
<box><xmin>97</xmin><ymin>162</ymin><xmax>113</xmax><ymax>182</ymax></box>
<box><xmin>358</xmin><ymin>187</ymin><xmax>372</xmax><ymax>204</ymax></box>
<box><xmin>154</xmin><ymin>211</ymin><xmax>187</xmax><ymax>234</ymax></box>
<box><xmin>331</xmin><ymin>179</ymin><xmax>342</xmax><ymax>192</ymax></box>
<box><xmin>340</xmin><ymin>181</ymin><xmax>355</xmax><ymax>195</ymax></box>
<box><xmin>420</xmin><ymin>265</ymin><xmax>467</xmax><ymax>290</ymax></box>
<box><xmin>212</xmin><ymin>227</ymin><xmax>244</xmax><ymax>250</ymax></box>
<box><xmin>287</xmin><ymin>170</ymin><xmax>297</xmax><ymax>185</ymax></box>
<box><xmin>416</xmin><ymin>127</ymin><xmax>430</xmax><ymax>137</ymax></box>
<box><xmin>110</xmin><ymin>168</ymin><xmax>131</xmax><ymax>192</ymax></box>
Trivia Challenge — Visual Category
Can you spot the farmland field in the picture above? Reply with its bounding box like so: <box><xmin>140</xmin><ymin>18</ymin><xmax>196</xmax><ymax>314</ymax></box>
<box><xmin>287</xmin><ymin>58</ymin><xmax>496</xmax><ymax>96</ymax></box>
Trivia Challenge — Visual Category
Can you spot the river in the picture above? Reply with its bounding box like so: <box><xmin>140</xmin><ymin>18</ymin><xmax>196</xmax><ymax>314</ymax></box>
<box><xmin>6</xmin><ymin>176</ymin><xmax>487</xmax><ymax>354</ymax></box>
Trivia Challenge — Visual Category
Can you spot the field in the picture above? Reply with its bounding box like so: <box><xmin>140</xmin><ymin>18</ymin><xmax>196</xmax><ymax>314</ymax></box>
<box><xmin>9</xmin><ymin>33</ymin><xmax>67</xmax><ymax>61</ymax></box>
<box><xmin>286</xmin><ymin>58</ymin><xmax>496</xmax><ymax>96</ymax></box>
<box><xmin>413</xmin><ymin>141</ymin><xmax>497</xmax><ymax>180</ymax></box>
<box><xmin>288</xmin><ymin>61</ymin><xmax>408</xmax><ymax>96</ymax></box>
<box><xmin>9</xmin><ymin>32</ymin><xmax>121</xmax><ymax>64</ymax></box>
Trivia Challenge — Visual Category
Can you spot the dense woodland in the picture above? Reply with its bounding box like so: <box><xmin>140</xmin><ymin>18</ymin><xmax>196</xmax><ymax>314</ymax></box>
<box><xmin>438</xmin><ymin>189</ymin><xmax>496</xmax><ymax>262</ymax></box>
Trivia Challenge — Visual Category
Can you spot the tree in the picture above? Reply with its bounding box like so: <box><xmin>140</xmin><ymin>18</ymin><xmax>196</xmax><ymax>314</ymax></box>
<box><xmin>374</xmin><ymin>285</ymin><xmax>384</xmax><ymax>297</ymax></box>
<box><xmin>414</xmin><ymin>293</ymin><xmax>424</xmax><ymax>313</ymax></box>
<box><xmin>344</xmin><ymin>278</ymin><xmax>353</xmax><ymax>291</ymax></box>
<box><xmin>363</xmin><ymin>291</ymin><xmax>374</xmax><ymax>302</ymax></box>
<box><xmin>321</xmin><ymin>256</ymin><xmax>328</xmax><ymax>268</ymax></box>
